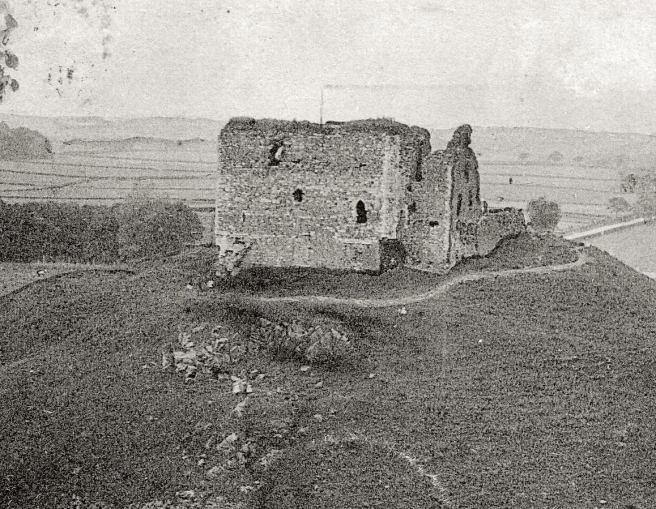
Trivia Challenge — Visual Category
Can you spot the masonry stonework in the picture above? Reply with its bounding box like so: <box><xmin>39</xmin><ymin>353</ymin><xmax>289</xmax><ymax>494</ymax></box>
<box><xmin>477</xmin><ymin>208</ymin><xmax>526</xmax><ymax>256</ymax></box>
<box><xmin>216</xmin><ymin>118</ymin><xmax>525</xmax><ymax>273</ymax></box>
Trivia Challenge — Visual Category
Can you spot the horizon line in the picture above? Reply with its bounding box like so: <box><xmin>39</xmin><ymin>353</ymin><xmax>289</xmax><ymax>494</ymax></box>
<box><xmin>0</xmin><ymin>112</ymin><xmax>655</xmax><ymax>137</ymax></box>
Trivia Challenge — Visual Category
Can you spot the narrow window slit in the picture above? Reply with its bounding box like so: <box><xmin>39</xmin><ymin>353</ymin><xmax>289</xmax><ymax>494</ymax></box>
<box><xmin>356</xmin><ymin>200</ymin><xmax>368</xmax><ymax>224</ymax></box>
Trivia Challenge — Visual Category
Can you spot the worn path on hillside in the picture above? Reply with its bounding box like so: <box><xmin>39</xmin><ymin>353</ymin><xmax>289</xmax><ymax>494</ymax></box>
<box><xmin>231</xmin><ymin>250</ymin><xmax>590</xmax><ymax>309</ymax></box>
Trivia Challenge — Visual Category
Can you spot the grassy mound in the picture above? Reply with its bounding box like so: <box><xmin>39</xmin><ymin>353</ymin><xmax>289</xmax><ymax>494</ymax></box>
<box><xmin>211</xmin><ymin>233</ymin><xmax>579</xmax><ymax>300</ymax></box>
<box><xmin>1</xmin><ymin>237</ymin><xmax>655</xmax><ymax>508</ymax></box>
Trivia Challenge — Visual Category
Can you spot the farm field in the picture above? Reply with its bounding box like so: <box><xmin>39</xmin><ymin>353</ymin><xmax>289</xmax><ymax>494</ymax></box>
<box><xmin>585</xmin><ymin>221</ymin><xmax>656</xmax><ymax>275</ymax></box>
<box><xmin>0</xmin><ymin>142</ymin><xmax>217</xmax><ymax>208</ymax></box>
<box><xmin>0</xmin><ymin>141</ymin><xmax>630</xmax><ymax>234</ymax></box>
<box><xmin>479</xmin><ymin>162</ymin><xmax>629</xmax><ymax>232</ymax></box>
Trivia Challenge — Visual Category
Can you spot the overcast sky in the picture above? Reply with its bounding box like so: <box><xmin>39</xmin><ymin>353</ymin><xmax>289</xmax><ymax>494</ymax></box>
<box><xmin>5</xmin><ymin>0</ymin><xmax>656</xmax><ymax>133</ymax></box>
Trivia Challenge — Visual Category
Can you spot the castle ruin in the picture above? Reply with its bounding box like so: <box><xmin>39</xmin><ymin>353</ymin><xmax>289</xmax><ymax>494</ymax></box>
<box><xmin>215</xmin><ymin>117</ymin><xmax>524</xmax><ymax>273</ymax></box>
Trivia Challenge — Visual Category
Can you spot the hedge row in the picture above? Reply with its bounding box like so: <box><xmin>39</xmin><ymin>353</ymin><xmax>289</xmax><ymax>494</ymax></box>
<box><xmin>0</xmin><ymin>199</ymin><xmax>203</xmax><ymax>264</ymax></box>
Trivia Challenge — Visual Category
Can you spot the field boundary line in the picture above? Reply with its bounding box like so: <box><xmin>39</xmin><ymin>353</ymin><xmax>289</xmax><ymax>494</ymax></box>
<box><xmin>564</xmin><ymin>217</ymin><xmax>654</xmax><ymax>241</ymax></box>
<box><xmin>0</xmin><ymin>266</ymin><xmax>136</xmax><ymax>299</ymax></box>
<box><xmin>322</xmin><ymin>432</ymin><xmax>456</xmax><ymax>508</ymax></box>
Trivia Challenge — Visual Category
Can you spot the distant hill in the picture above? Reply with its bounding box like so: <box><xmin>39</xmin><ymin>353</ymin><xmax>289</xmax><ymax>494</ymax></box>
<box><xmin>0</xmin><ymin>122</ymin><xmax>52</xmax><ymax>160</ymax></box>
<box><xmin>2</xmin><ymin>114</ymin><xmax>656</xmax><ymax>170</ymax></box>
<box><xmin>430</xmin><ymin>126</ymin><xmax>656</xmax><ymax>168</ymax></box>
<box><xmin>0</xmin><ymin>114</ymin><xmax>226</xmax><ymax>143</ymax></box>
<box><xmin>62</xmin><ymin>136</ymin><xmax>212</xmax><ymax>152</ymax></box>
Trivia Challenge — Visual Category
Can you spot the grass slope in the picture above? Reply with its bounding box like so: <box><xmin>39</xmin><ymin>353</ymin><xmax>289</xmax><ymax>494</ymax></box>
<box><xmin>213</xmin><ymin>234</ymin><xmax>578</xmax><ymax>300</ymax></box>
<box><xmin>1</xmin><ymin>237</ymin><xmax>655</xmax><ymax>508</ymax></box>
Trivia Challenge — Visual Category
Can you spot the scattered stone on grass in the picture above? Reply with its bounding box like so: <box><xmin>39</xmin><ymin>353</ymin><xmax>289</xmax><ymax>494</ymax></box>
<box><xmin>232</xmin><ymin>397</ymin><xmax>249</xmax><ymax>418</ymax></box>
<box><xmin>162</xmin><ymin>323</ymin><xmax>260</xmax><ymax>384</ymax></box>
<box><xmin>258</xmin><ymin>448</ymin><xmax>285</xmax><ymax>470</ymax></box>
<box><xmin>251</xmin><ymin>318</ymin><xmax>352</xmax><ymax>366</ymax></box>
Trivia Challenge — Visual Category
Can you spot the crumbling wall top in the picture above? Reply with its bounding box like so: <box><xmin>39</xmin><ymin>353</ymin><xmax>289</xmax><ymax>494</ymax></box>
<box><xmin>221</xmin><ymin>117</ymin><xmax>430</xmax><ymax>141</ymax></box>
<box><xmin>447</xmin><ymin>124</ymin><xmax>472</xmax><ymax>150</ymax></box>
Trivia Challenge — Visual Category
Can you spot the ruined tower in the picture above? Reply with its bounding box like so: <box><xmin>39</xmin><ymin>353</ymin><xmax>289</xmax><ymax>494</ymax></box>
<box><xmin>215</xmin><ymin>117</ymin><xmax>524</xmax><ymax>273</ymax></box>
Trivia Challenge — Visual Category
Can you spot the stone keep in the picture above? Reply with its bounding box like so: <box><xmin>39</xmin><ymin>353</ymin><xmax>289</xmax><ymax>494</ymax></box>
<box><xmin>215</xmin><ymin>117</ymin><xmax>524</xmax><ymax>273</ymax></box>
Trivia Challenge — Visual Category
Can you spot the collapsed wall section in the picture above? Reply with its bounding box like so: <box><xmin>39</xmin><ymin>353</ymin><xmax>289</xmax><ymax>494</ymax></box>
<box><xmin>399</xmin><ymin>124</ymin><xmax>484</xmax><ymax>272</ymax></box>
<box><xmin>445</xmin><ymin>125</ymin><xmax>483</xmax><ymax>265</ymax></box>
<box><xmin>476</xmin><ymin>208</ymin><xmax>526</xmax><ymax>256</ymax></box>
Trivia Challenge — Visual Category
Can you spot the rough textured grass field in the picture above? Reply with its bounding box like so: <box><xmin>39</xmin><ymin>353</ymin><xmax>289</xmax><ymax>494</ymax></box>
<box><xmin>1</xmin><ymin>237</ymin><xmax>655</xmax><ymax>508</ymax></box>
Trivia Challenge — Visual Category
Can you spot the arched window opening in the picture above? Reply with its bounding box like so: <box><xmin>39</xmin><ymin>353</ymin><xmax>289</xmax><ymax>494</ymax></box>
<box><xmin>456</xmin><ymin>194</ymin><xmax>462</xmax><ymax>216</ymax></box>
<box><xmin>468</xmin><ymin>190</ymin><xmax>473</xmax><ymax>208</ymax></box>
<box><xmin>293</xmin><ymin>189</ymin><xmax>304</xmax><ymax>202</ymax></box>
<box><xmin>241</xmin><ymin>211</ymin><xmax>246</xmax><ymax>223</ymax></box>
<box><xmin>356</xmin><ymin>200</ymin><xmax>368</xmax><ymax>224</ymax></box>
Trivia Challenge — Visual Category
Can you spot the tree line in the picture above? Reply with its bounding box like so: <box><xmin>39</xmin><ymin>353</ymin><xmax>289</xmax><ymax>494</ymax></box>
<box><xmin>0</xmin><ymin>198</ymin><xmax>203</xmax><ymax>263</ymax></box>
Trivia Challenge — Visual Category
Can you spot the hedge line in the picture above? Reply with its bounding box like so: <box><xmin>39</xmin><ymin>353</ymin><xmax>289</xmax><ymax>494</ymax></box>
<box><xmin>0</xmin><ymin>199</ymin><xmax>203</xmax><ymax>264</ymax></box>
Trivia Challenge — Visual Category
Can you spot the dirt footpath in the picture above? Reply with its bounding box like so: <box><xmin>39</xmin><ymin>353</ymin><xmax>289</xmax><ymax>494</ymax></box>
<box><xmin>0</xmin><ymin>262</ymin><xmax>131</xmax><ymax>297</ymax></box>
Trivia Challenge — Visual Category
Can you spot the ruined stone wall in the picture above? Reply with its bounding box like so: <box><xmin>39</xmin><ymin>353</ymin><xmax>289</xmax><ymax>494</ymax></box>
<box><xmin>214</xmin><ymin>119</ymin><xmax>503</xmax><ymax>274</ymax></box>
<box><xmin>400</xmin><ymin>150</ymin><xmax>452</xmax><ymax>272</ymax></box>
<box><xmin>476</xmin><ymin>208</ymin><xmax>526</xmax><ymax>256</ymax></box>
<box><xmin>446</xmin><ymin>125</ymin><xmax>483</xmax><ymax>265</ymax></box>
<box><xmin>216</xmin><ymin>119</ymin><xmax>426</xmax><ymax>272</ymax></box>
<box><xmin>399</xmin><ymin>125</ymin><xmax>484</xmax><ymax>272</ymax></box>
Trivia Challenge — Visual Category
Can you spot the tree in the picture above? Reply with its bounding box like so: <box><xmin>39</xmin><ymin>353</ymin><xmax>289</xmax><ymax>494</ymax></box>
<box><xmin>0</xmin><ymin>3</ymin><xmax>18</xmax><ymax>103</ymax></box>
<box><xmin>548</xmin><ymin>151</ymin><xmax>564</xmax><ymax>163</ymax></box>
<box><xmin>527</xmin><ymin>197</ymin><xmax>561</xmax><ymax>232</ymax></box>
<box><xmin>114</xmin><ymin>197</ymin><xmax>203</xmax><ymax>260</ymax></box>
<box><xmin>608</xmin><ymin>197</ymin><xmax>631</xmax><ymax>216</ymax></box>
<box><xmin>620</xmin><ymin>173</ymin><xmax>637</xmax><ymax>193</ymax></box>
